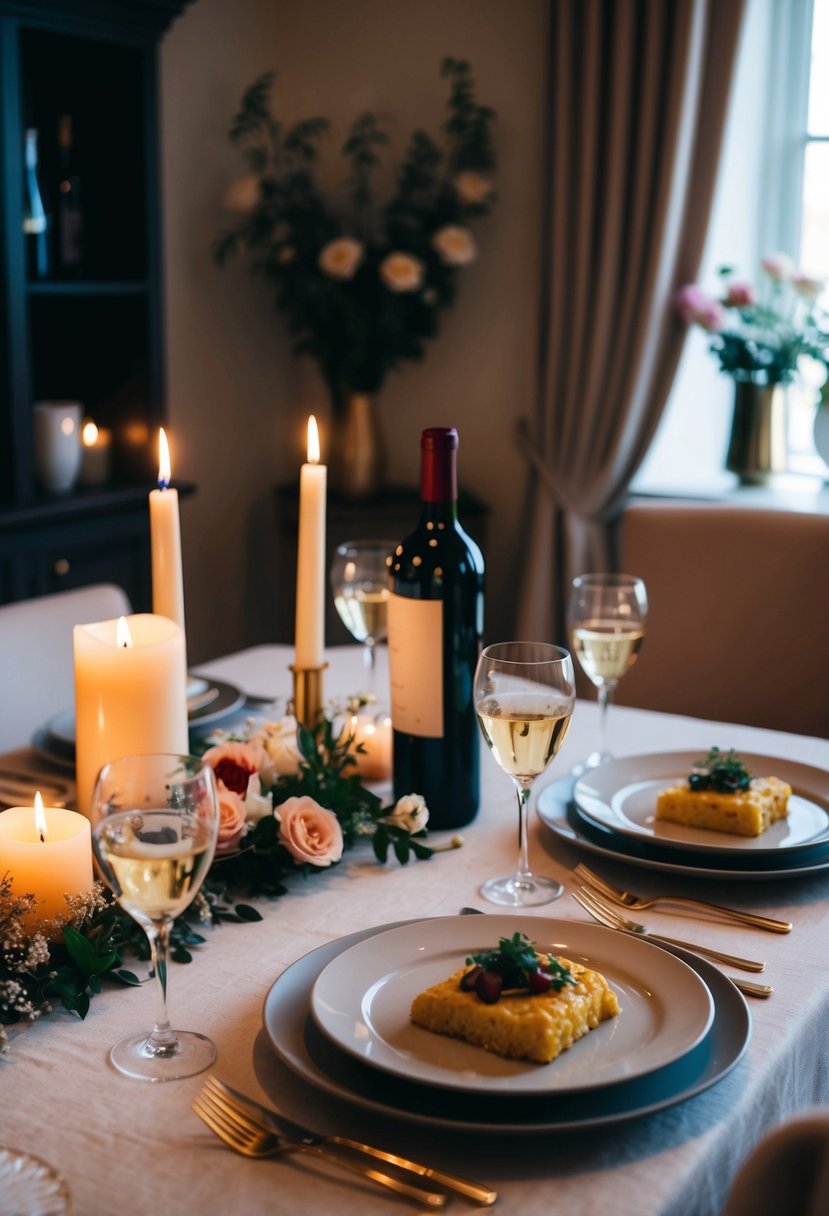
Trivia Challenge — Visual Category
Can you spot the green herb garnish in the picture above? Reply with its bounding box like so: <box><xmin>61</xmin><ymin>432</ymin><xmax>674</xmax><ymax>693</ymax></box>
<box><xmin>688</xmin><ymin>747</ymin><xmax>752</xmax><ymax>794</ymax></box>
<box><xmin>466</xmin><ymin>931</ymin><xmax>576</xmax><ymax>995</ymax></box>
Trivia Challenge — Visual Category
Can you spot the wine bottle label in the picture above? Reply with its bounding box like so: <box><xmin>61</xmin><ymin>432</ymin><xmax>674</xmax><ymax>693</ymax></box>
<box><xmin>388</xmin><ymin>592</ymin><xmax>443</xmax><ymax>736</ymax></box>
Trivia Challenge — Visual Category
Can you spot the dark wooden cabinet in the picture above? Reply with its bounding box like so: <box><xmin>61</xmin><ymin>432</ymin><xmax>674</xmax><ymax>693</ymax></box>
<box><xmin>273</xmin><ymin>482</ymin><xmax>489</xmax><ymax>645</ymax></box>
<box><xmin>0</xmin><ymin>0</ymin><xmax>190</xmax><ymax>610</ymax></box>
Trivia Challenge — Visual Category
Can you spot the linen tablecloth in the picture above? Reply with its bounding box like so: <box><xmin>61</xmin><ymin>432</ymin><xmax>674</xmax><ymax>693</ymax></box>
<box><xmin>3</xmin><ymin>644</ymin><xmax>828</xmax><ymax>1216</ymax></box>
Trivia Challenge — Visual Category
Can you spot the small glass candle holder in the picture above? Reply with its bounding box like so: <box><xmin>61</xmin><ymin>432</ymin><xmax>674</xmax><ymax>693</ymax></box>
<box><xmin>33</xmin><ymin>400</ymin><xmax>82</xmax><ymax>494</ymax></box>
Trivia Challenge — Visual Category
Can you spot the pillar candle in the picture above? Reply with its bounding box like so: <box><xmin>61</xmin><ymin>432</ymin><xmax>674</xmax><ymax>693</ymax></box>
<box><xmin>79</xmin><ymin>420</ymin><xmax>113</xmax><ymax>486</ymax></box>
<box><xmin>295</xmin><ymin>415</ymin><xmax>327</xmax><ymax>668</ymax></box>
<box><xmin>149</xmin><ymin>427</ymin><xmax>186</xmax><ymax>632</ymax></box>
<box><xmin>348</xmin><ymin>710</ymin><xmax>392</xmax><ymax>782</ymax></box>
<box><xmin>0</xmin><ymin>798</ymin><xmax>93</xmax><ymax>927</ymax></box>
<box><xmin>73</xmin><ymin>613</ymin><xmax>188</xmax><ymax>817</ymax></box>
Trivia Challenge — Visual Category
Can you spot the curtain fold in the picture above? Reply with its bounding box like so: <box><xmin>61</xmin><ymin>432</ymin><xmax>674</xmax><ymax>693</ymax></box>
<box><xmin>517</xmin><ymin>0</ymin><xmax>746</xmax><ymax>642</ymax></box>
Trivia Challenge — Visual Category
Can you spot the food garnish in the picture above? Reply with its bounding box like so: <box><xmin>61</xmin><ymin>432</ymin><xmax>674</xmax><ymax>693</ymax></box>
<box><xmin>461</xmin><ymin>931</ymin><xmax>577</xmax><ymax>1004</ymax></box>
<box><xmin>688</xmin><ymin>747</ymin><xmax>752</xmax><ymax>794</ymax></box>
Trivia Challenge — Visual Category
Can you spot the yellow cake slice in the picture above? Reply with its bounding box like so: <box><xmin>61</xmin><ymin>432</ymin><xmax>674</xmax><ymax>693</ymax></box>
<box><xmin>410</xmin><ymin>954</ymin><xmax>620</xmax><ymax>1065</ymax></box>
<box><xmin>655</xmin><ymin>775</ymin><xmax>791</xmax><ymax>837</ymax></box>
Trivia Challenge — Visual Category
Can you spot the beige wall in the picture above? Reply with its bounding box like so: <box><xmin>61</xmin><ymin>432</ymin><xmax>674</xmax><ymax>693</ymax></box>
<box><xmin>160</xmin><ymin>0</ymin><xmax>548</xmax><ymax>663</ymax></box>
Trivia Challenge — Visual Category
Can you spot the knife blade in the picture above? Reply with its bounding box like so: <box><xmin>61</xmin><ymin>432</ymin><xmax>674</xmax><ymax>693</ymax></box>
<box><xmin>210</xmin><ymin>1078</ymin><xmax>497</xmax><ymax>1206</ymax></box>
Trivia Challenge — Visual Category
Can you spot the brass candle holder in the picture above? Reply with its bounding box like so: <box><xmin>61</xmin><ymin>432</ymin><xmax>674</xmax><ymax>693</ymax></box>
<box><xmin>290</xmin><ymin>662</ymin><xmax>329</xmax><ymax>728</ymax></box>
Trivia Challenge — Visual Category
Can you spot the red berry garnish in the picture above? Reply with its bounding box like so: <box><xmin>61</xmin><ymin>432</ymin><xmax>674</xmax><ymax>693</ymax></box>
<box><xmin>474</xmin><ymin>969</ymin><xmax>503</xmax><ymax>1004</ymax></box>
<box><xmin>527</xmin><ymin>968</ymin><xmax>552</xmax><ymax>994</ymax></box>
<box><xmin>460</xmin><ymin>965</ymin><xmax>483</xmax><ymax>992</ymax></box>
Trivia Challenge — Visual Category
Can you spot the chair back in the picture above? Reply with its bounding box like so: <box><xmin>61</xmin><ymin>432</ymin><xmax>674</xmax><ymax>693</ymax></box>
<box><xmin>0</xmin><ymin>583</ymin><xmax>132</xmax><ymax>753</ymax></box>
<box><xmin>615</xmin><ymin>500</ymin><xmax>829</xmax><ymax>738</ymax></box>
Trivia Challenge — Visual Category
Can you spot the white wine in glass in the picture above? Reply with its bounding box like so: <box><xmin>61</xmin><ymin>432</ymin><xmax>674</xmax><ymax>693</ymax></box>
<box><xmin>91</xmin><ymin>754</ymin><xmax>219</xmax><ymax>1082</ymax></box>
<box><xmin>330</xmin><ymin>539</ymin><xmax>394</xmax><ymax>690</ymax></box>
<box><xmin>569</xmin><ymin>573</ymin><xmax>648</xmax><ymax>769</ymax></box>
<box><xmin>475</xmin><ymin>641</ymin><xmax>575</xmax><ymax>906</ymax></box>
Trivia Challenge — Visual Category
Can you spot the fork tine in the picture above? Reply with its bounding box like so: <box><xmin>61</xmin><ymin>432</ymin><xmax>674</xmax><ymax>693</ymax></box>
<box><xmin>571</xmin><ymin>888</ymin><xmax>617</xmax><ymax>928</ymax></box>
<box><xmin>202</xmin><ymin>1078</ymin><xmax>264</xmax><ymax>1137</ymax></box>
<box><xmin>574</xmin><ymin>863</ymin><xmax>623</xmax><ymax>900</ymax></box>
<box><xmin>193</xmin><ymin>1095</ymin><xmax>256</xmax><ymax>1153</ymax></box>
<box><xmin>195</xmin><ymin>1090</ymin><xmax>263</xmax><ymax>1151</ymax></box>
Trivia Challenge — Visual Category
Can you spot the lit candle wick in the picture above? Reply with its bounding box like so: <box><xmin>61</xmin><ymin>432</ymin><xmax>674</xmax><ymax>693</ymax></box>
<box><xmin>116</xmin><ymin>616</ymin><xmax>134</xmax><ymax>649</ymax></box>
<box><xmin>157</xmin><ymin>426</ymin><xmax>172</xmax><ymax>491</ymax></box>
<box><xmin>34</xmin><ymin>791</ymin><xmax>47</xmax><ymax>844</ymax></box>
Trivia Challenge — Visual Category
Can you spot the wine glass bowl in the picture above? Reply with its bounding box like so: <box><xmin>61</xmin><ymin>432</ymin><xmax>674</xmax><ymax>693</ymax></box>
<box><xmin>569</xmin><ymin>573</ymin><xmax>648</xmax><ymax>769</ymax></box>
<box><xmin>330</xmin><ymin>539</ymin><xmax>395</xmax><ymax>681</ymax></box>
<box><xmin>474</xmin><ymin>641</ymin><xmax>576</xmax><ymax>907</ymax></box>
<box><xmin>91</xmin><ymin>753</ymin><xmax>220</xmax><ymax>1082</ymax></box>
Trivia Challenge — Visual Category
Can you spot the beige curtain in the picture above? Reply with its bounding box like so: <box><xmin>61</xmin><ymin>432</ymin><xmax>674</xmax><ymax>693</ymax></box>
<box><xmin>517</xmin><ymin>0</ymin><xmax>746</xmax><ymax>642</ymax></box>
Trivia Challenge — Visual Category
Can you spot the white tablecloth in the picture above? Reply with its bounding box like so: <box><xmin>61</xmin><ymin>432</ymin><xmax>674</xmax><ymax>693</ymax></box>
<box><xmin>4</xmin><ymin>645</ymin><xmax>829</xmax><ymax>1216</ymax></box>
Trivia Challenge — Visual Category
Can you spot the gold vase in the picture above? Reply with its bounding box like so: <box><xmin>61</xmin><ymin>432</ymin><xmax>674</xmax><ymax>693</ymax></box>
<box><xmin>329</xmin><ymin>390</ymin><xmax>385</xmax><ymax>500</ymax></box>
<box><xmin>725</xmin><ymin>382</ymin><xmax>788</xmax><ymax>485</ymax></box>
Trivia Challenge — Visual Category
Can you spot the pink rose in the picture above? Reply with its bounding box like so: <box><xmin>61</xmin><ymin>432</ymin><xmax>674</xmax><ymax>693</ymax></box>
<box><xmin>761</xmin><ymin>252</ymin><xmax>795</xmax><ymax>282</ymax></box>
<box><xmin>724</xmin><ymin>281</ymin><xmax>755</xmax><ymax>308</ymax></box>
<box><xmin>675</xmin><ymin>285</ymin><xmax>725</xmax><ymax>332</ymax></box>
<box><xmin>202</xmin><ymin>740</ymin><xmax>268</xmax><ymax>796</ymax></box>
<box><xmin>277</xmin><ymin>796</ymin><xmax>343</xmax><ymax>867</ymax></box>
<box><xmin>216</xmin><ymin>786</ymin><xmax>247</xmax><ymax>854</ymax></box>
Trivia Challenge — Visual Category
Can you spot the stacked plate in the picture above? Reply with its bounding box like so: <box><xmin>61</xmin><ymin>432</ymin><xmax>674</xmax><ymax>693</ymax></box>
<box><xmin>261</xmin><ymin>915</ymin><xmax>750</xmax><ymax>1134</ymax></box>
<box><xmin>537</xmin><ymin>751</ymin><xmax>829</xmax><ymax>880</ymax></box>
<box><xmin>32</xmin><ymin>678</ymin><xmax>246</xmax><ymax>771</ymax></box>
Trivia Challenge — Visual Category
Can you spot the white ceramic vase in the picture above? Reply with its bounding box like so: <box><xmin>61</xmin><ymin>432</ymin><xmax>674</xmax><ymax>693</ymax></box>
<box><xmin>33</xmin><ymin>400</ymin><xmax>83</xmax><ymax>494</ymax></box>
<box><xmin>813</xmin><ymin>406</ymin><xmax>829</xmax><ymax>472</ymax></box>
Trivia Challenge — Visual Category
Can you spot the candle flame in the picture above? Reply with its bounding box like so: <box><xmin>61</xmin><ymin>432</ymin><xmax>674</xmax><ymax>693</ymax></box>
<box><xmin>34</xmin><ymin>792</ymin><xmax>47</xmax><ymax>842</ymax></box>
<box><xmin>116</xmin><ymin>616</ymin><xmax>134</xmax><ymax>648</ymax></box>
<box><xmin>307</xmin><ymin>415</ymin><xmax>320</xmax><ymax>465</ymax></box>
<box><xmin>158</xmin><ymin>427</ymin><xmax>172</xmax><ymax>489</ymax></box>
<box><xmin>82</xmin><ymin>420</ymin><xmax>99</xmax><ymax>446</ymax></box>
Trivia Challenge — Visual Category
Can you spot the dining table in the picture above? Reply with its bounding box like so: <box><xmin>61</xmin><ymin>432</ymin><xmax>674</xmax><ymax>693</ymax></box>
<box><xmin>2</xmin><ymin>642</ymin><xmax>829</xmax><ymax>1216</ymax></box>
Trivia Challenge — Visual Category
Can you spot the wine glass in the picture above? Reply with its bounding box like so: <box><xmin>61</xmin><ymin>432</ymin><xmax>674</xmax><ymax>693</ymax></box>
<box><xmin>474</xmin><ymin>641</ymin><xmax>576</xmax><ymax>906</ymax></box>
<box><xmin>568</xmin><ymin>573</ymin><xmax>648</xmax><ymax>770</ymax></box>
<box><xmin>90</xmin><ymin>753</ymin><xmax>220</xmax><ymax>1082</ymax></box>
<box><xmin>330</xmin><ymin>539</ymin><xmax>395</xmax><ymax>690</ymax></box>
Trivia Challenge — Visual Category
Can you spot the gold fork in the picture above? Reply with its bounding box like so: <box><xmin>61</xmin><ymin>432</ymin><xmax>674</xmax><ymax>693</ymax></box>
<box><xmin>571</xmin><ymin>888</ymin><xmax>773</xmax><ymax>998</ymax></box>
<box><xmin>203</xmin><ymin>1076</ymin><xmax>497</xmax><ymax>1206</ymax></box>
<box><xmin>574</xmin><ymin>863</ymin><xmax>792</xmax><ymax>933</ymax></box>
<box><xmin>192</xmin><ymin>1090</ymin><xmax>446</xmax><ymax>1208</ymax></box>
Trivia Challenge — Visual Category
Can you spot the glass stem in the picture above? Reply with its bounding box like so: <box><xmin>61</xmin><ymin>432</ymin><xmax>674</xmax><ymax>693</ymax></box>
<box><xmin>598</xmin><ymin>685</ymin><xmax>613</xmax><ymax>758</ymax></box>
<box><xmin>513</xmin><ymin>781</ymin><xmax>533</xmax><ymax>887</ymax></box>
<box><xmin>144</xmin><ymin>920</ymin><xmax>177</xmax><ymax>1057</ymax></box>
<box><xmin>363</xmin><ymin>640</ymin><xmax>376</xmax><ymax>671</ymax></box>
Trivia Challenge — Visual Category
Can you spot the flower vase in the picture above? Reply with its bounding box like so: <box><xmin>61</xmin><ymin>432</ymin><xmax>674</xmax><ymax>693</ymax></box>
<box><xmin>725</xmin><ymin>382</ymin><xmax>788</xmax><ymax>485</ymax></box>
<box><xmin>329</xmin><ymin>390</ymin><xmax>385</xmax><ymax>500</ymax></box>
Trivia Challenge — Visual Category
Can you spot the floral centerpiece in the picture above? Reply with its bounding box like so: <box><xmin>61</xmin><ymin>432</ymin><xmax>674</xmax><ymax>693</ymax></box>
<box><xmin>676</xmin><ymin>253</ymin><xmax>828</xmax><ymax>396</ymax></box>
<box><xmin>214</xmin><ymin>58</ymin><xmax>497</xmax><ymax>414</ymax></box>
<box><xmin>0</xmin><ymin>714</ymin><xmax>455</xmax><ymax>1051</ymax></box>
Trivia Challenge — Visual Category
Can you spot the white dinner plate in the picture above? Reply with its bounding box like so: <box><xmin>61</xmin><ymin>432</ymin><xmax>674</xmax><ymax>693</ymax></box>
<box><xmin>574</xmin><ymin>752</ymin><xmax>829</xmax><ymax>856</ymax></box>
<box><xmin>0</xmin><ymin>1146</ymin><xmax>70</xmax><ymax>1216</ymax></box>
<box><xmin>309</xmin><ymin>915</ymin><xmax>713</xmax><ymax>1095</ymax></box>
<box><xmin>537</xmin><ymin>778</ymin><xmax>829</xmax><ymax>880</ymax></box>
<box><xmin>261</xmin><ymin>919</ymin><xmax>750</xmax><ymax>1134</ymax></box>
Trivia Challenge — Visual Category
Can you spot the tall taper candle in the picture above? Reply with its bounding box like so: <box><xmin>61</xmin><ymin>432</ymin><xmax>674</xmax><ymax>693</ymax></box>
<box><xmin>149</xmin><ymin>427</ymin><xmax>185</xmax><ymax>632</ymax></box>
<box><xmin>73</xmin><ymin>614</ymin><xmax>188</xmax><ymax>817</ymax></box>
<box><xmin>295</xmin><ymin>415</ymin><xmax>327</xmax><ymax>669</ymax></box>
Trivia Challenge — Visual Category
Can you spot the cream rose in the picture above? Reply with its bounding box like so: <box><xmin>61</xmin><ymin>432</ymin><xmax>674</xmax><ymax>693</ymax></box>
<box><xmin>454</xmin><ymin>170</ymin><xmax>494</xmax><ymax>205</ymax></box>
<box><xmin>318</xmin><ymin>237</ymin><xmax>364</xmax><ymax>280</ymax></box>
<box><xmin>252</xmin><ymin>716</ymin><xmax>302</xmax><ymax>778</ymax></box>
<box><xmin>223</xmin><ymin>174</ymin><xmax>261</xmax><ymax>214</ymax></box>
<box><xmin>761</xmin><ymin>252</ymin><xmax>795</xmax><ymax>282</ymax></box>
<box><xmin>380</xmin><ymin>252</ymin><xmax>425</xmax><ymax>293</ymax></box>
<box><xmin>432</xmin><ymin>225</ymin><xmax>477</xmax><ymax>266</ymax></box>
<box><xmin>277</xmin><ymin>796</ymin><xmax>343</xmax><ymax>867</ymax></box>
<box><xmin>202</xmin><ymin>740</ymin><xmax>268</xmax><ymax>797</ymax></box>
<box><xmin>385</xmin><ymin>793</ymin><xmax>429</xmax><ymax>834</ymax></box>
<box><xmin>244</xmin><ymin>772</ymin><xmax>274</xmax><ymax>824</ymax></box>
<box><xmin>216</xmin><ymin>786</ymin><xmax>247</xmax><ymax>854</ymax></box>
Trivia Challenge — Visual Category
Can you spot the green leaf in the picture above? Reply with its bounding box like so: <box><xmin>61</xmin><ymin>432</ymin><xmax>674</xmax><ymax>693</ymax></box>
<box><xmin>393</xmin><ymin>835</ymin><xmax>410</xmax><ymax>865</ymax></box>
<box><xmin>171</xmin><ymin>947</ymin><xmax>193</xmax><ymax>965</ymax></box>
<box><xmin>234</xmin><ymin>904</ymin><xmax>264</xmax><ymax>922</ymax></box>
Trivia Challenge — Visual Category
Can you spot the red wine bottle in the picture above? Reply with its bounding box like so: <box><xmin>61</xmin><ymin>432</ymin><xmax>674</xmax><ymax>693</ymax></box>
<box><xmin>388</xmin><ymin>427</ymin><xmax>485</xmax><ymax>828</ymax></box>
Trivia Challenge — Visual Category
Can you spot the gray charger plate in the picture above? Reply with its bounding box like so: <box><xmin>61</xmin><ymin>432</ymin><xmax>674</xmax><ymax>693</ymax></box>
<box><xmin>261</xmin><ymin>918</ymin><xmax>750</xmax><ymax>1134</ymax></box>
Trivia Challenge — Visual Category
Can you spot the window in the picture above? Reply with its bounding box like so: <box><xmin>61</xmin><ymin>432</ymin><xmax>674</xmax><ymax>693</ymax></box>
<box><xmin>634</xmin><ymin>0</ymin><xmax>827</xmax><ymax>495</ymax></box>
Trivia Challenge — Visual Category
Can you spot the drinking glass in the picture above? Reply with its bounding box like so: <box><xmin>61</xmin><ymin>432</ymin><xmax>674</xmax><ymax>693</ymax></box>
<box><xmin>474</xmin><ymin>641</ymin><xmax>576</xmax><ymax>906</ymax></box>
<box><xmin>568</xmin><ymin>573</ymin><xmax>648</xmax><ymax>769</ymax></box>
<box><xmin>90</xmin><ymin>753</ymin><xmax>220</xmax><ymax>1081</ymax></box>
<box><xmin>330</xmin><ymin>539</ymin><xmax>394</xmax><ymax>687</ymax></box>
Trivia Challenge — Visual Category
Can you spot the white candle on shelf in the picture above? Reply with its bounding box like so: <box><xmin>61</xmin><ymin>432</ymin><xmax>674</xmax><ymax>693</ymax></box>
<box><xmin>79</xmin><ymin>419</ymin><xmax>113</xmax><ymax>486</ymax></box>
<box><xmin>295</xmin><ymin>415</ymin><xmax>327</xmax><ymax>669</ymax></box>
<box><xmin>0</xmin><ymin>793</ymin><xmax>93</xmax><ymax>928</ymax></box>
<box><xmin>149</xmin><ymin>427</ymin><xmax>185</xmax><ymax>632</ymax></box>
<box><xmin>73</xmin><ymin>613</ymin><xmax>188</xmax><ymax>817</ymax></box>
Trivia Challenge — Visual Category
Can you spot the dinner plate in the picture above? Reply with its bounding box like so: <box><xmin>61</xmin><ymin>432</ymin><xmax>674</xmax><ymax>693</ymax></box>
<box><xmin>574</xmin><ymin>752</ymin><xmax>829</xmax><ymax>857</ymax></box>
<box><xmin>261</xmin><ymin>920</ymin><xmax>751</xmax><ymax>1134</ymax></box>
<box><xmin>537</xmin><ymin>778</ymin><xmax>829</xmax><ymax>880</ymax></box>
<box><xmin>309</xmin><ymin>916</ymin><xmax>713</xmax><ymax>1096</ymax></box>
<box><xmin>0</xmin><ymin>1146</ymin><xmax>71</xmax><ymax>1215</ymax></box>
